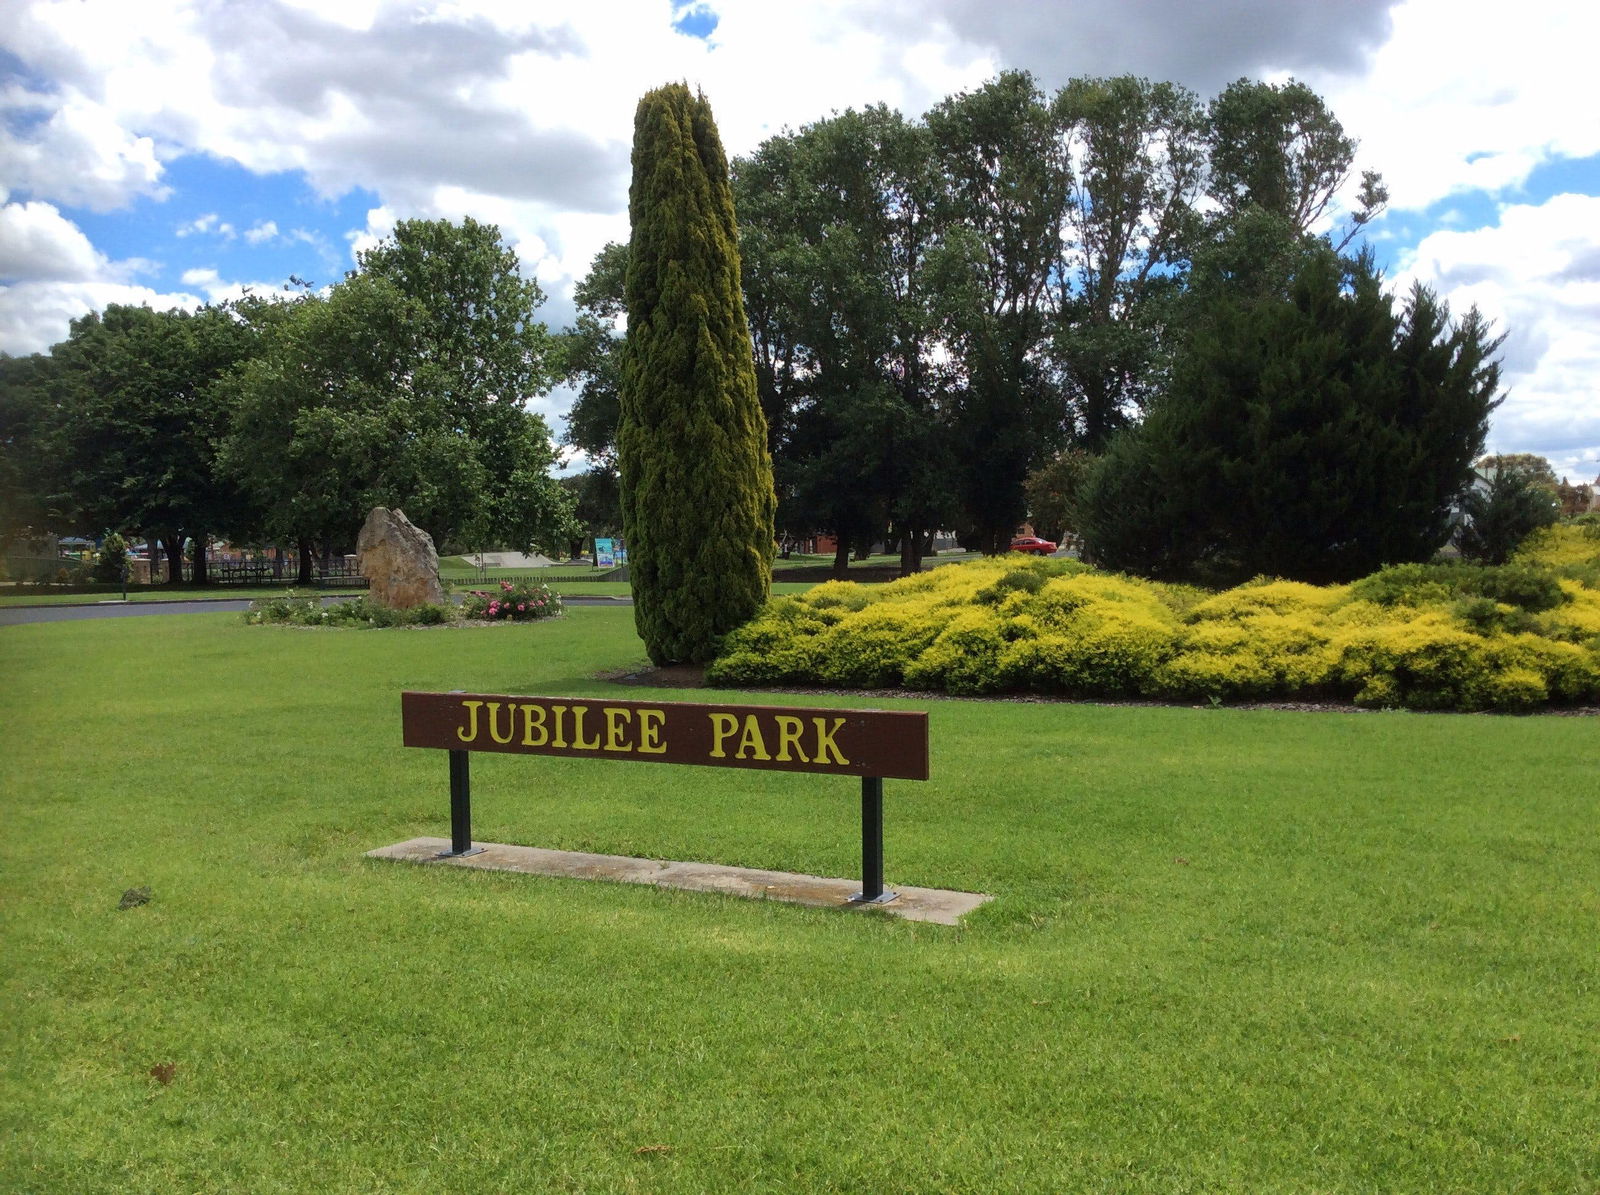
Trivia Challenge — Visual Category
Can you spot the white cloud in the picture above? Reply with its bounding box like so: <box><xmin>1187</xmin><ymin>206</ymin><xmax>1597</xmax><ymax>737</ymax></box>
<box><xmin>244</xmin><ymin>220</ymin><xmax>280</xmax><ymax>244</ymax></box>
<box><xmin>1314</xmin><ymin>0</ymin><xmax>1600</xmax><ymax>213</ymax></box>
<box><xmin>0</xmin><ymin>90</ymin><xmax>168</xmax><ymax>211</ymax></box>
<box><xmin>176</xmin><ymin>213</ymin><xmax>236</xmax><ymax>240</ymax></box>
<box><xmin>0</xmin><ymin>280</ymin><xmax>202</xmax><ymax>354</ymax></box>
<box><xmin>176</xmin><ymin>266</ymin><xmax>284</xmax><ymax>304</ymax></box>
<box><xmin>0</xmin><ymin>200</ymin><xmax>108</xmax><ymax>282</ymax></box>
<box><xmin>1396</xmin><ymin>193</ymin><xmax>1600</xmax><ymax>482</ymax></box>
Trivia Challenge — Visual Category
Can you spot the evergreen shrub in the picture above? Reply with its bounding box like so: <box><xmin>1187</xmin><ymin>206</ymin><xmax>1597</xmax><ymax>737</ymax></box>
<box><xmin>708</xmin><ymin>533</ymin><xmax>1600</xmax><ymax>711</ymax></box>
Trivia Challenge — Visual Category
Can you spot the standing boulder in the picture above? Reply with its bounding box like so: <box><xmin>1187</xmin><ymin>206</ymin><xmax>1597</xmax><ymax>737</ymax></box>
<box><xmin>356</xmin><ymin>508</ymin><xmax>444</xmax><ymax>608</ymax></box>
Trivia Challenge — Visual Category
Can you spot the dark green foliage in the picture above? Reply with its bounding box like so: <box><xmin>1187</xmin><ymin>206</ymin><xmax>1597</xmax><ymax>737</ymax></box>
<box><xmin>734</xmin><ymin>104</ymin><xmax>954</xmax><ymax>577</ymax></box>
<box><xmin>559</xmin><ymin>241</ymin><xmax>629</xmax><ymax>469</ymax></box>
<box><xmin>0</xmin><ymin>352</ymin><xmax>66</xmax><ymax>546</ymax></box>
<box><xmin>1053</xmin><ymin>75</ymin><xmax>1206</xmax><ymax>448</ymax></box>
<box><xmin>1080</xmin><ymin>249</ymin><xmax>1502</xmax><ymax>586</ymax></box>
<box><xmin>224</xmin><ymin>219</ymin><xmax>576</xmax><ymax>559</ymax></box>
<box><xmin>620</xmin><ymin>84</ymin><xmax>776</xmax><ymax>665</ymax></box>
<box><xmin>1023</xmin><ymin>448</ymin><xmax>1096</xmax><ymax>544</ymax></box>
<box><xmin>91</xmin><ymin>531</ymin><xmax>128</xmax><ymax>584</ymax></box>
<box><xmin>1206</xmin><ymin>78</ymin><xmax>1356</xmax><ymax>234</ymax></box>
<box><xmin>50</xmin><ymin>304</ymin><xmax>261</xmax><ymax>582</ymax></box>
<box><xmin>1350</xmin><ymin>561</ymin><xmax>1568</xmax><ymax>613</ymax></box>
<box><xmin>1454</xmin><ymin>463</ymin><xmax>1560</xmax><ymax>565</ymax></box>
<box><xmin>926</xmin><ymin>72</ymin><xmax>1070</xmax><ymax>553</ymax></box>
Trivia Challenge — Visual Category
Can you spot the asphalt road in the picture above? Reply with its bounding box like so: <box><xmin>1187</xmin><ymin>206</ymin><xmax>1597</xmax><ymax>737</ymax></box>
<box><xmin>0</xmin><ymin>594</ymin><xmax>631</xmax><ymax>627</ymax></box>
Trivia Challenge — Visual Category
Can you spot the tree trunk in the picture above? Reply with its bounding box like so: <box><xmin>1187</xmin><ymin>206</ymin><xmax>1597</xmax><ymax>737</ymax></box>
<box><xmin>898</xmin><ymin>521</ymin><xmax>924</xmax><ymax>578</ymax></box>
<box><xmin>831</xmin><ymin>539</ymin><xmax>851</xmax><ymax>580</ymax></box>
<box><xmin>163</xmin><ymin>536</ymin><xmax>184</xmax><ymax>583</ymax></box>
<box><xmin>296</xmin><ymin>540</ymin><xmax>314</xmax><ymax>586</ymax></box>
<box><xmin>191</xmin><ymin>533</ymin><xmax>209</xmax><ymax>586</ymax></box>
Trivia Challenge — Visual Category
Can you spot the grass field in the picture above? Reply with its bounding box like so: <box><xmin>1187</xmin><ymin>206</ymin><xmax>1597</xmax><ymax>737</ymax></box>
<box><xmin>3</xmin><ymin>608</ymin><xmax>1597</xmax><ymax>1191</ymax></box>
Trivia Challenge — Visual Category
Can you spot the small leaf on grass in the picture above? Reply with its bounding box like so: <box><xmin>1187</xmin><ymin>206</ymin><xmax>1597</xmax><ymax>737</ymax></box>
<box><xmin>1173</xmin><ymin>857</ymin><xmax>1189</xmax><ymax>866</ymax></box>
<box><xmin>119</xmin><ymin>886</ymin><xmax>152</xmax><ymax>910</ymax></box>
<box><xmin>149</xmin><ymin>1062</ymin><xmax>177</xmax><ymax>1085</ymax></box>
<box><xmin>633</xmin><ymin>1145</ymin><xmax>671</xmax><ymax>1155</ymax></box>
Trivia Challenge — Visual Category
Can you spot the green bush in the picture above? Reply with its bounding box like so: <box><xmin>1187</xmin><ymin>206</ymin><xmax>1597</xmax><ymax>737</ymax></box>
<box><xmin>1350</xmin><ymin>561</ymin><xmax>1567</xmax><ymax>613</ymax></box>
<box><xmin>92</xmin><ymin>533</ymin><xmax>129</xmax><ymax>584</ymax></box>
<box><xmin>245</xmin><ymin>594</ymin><xmax>456</xmax><ymax>629</ymax></box>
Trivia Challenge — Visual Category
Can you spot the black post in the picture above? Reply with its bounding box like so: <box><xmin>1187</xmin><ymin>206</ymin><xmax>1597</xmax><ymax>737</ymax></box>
<box><xmin>437</xmin><ymin>749</ymin><xmax>484</xmax><ymax>858</ymax></box>
<box><xmin>849</xmin><ymin>776</ymin><xmax>896</xmax><ymax>905</ymax></box>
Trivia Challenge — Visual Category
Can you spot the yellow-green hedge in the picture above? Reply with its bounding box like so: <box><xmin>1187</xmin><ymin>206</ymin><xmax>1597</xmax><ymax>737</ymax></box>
<box><xmin>705</xmin><ymin>529</ymin><xmax>1600</xmax><ymax>711</ymax></box>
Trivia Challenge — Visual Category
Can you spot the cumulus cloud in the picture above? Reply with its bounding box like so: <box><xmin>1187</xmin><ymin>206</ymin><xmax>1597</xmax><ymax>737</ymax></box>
<box><xmin>876</xmin><ymin>0</ymin><xmax>1399</xmax><ymax>96</ymax></box>
<box><xmin>0</xmin><ymin>199</ymin><xmax>109</xmax><ymax>282</ymax></box>
<box><xmin>1397</xmin><ymin>193</ymin><xmax>1600</xmax><ymax>482</ymax></box>
<box><xmin>0</xmin><ymin>89</ymin><xmax>168</xmax><ymax>211</ymax></box>
<box><xmin>0</xmin><ymin>280</ymin><xmax>201</xmax><ymax>354</ymax></box>
<box><xmin>1314</xmin><ymin>0</ymin><xmax>1600</xmax><ymax>213</ymax></box>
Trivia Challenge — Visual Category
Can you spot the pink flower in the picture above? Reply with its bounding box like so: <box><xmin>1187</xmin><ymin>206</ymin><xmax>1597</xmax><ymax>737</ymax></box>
<box><xmin>517</xmin><ymin>603</ymin><xmax>526</xmax><ymax>612</ymax></box>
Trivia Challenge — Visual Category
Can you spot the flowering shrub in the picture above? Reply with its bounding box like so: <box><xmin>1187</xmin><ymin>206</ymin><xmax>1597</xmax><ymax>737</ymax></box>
<box><xmin>460</xmin><ymin>578</ymin><xmax>562</xmax><ymax>622</ymax></box>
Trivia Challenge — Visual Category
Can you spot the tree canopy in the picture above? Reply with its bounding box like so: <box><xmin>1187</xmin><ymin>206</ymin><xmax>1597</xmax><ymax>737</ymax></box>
<box><xmin>1078</xmin><ymin>248</ymin><xmax>1503</xmax><ymax>585</ymax></box>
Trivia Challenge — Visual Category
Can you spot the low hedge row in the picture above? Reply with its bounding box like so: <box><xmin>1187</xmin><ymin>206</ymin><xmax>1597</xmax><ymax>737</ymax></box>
<box><xmin>706</xmin><ymin>525</ymin><xmax>1600</xmax><ymax>712</ymax></box>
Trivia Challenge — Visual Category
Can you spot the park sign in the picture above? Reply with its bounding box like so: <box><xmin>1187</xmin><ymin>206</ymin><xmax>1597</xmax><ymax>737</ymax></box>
<box><xmin>401</xmin><ymin>692</ymin><xmax>929</xmax><ymax>780</ymax></box>
<box><xmin>401</xmin><ymin>690</ymin><xmax>930</xmax><ymax>904</ymax></box>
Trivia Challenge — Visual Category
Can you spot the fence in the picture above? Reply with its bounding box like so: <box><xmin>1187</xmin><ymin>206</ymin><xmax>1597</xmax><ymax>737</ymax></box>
<box><xmin>1</xmin><ymin>553</ymin><xmax>368</xmax><ymax>590</ymax></box>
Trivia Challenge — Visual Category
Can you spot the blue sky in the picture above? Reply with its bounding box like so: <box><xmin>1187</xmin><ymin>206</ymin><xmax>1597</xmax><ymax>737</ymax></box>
<box><xmin>3</xmin><ymin>0</ymin><xmax>1597</xmax><ymax>480</ymax></box>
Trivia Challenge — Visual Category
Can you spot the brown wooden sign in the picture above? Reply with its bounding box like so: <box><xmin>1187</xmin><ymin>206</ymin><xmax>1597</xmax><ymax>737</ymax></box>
<box><xmin>401</xmin><ymin>691</ymin><xmax>930</xmax><ymax>781</ymax></box>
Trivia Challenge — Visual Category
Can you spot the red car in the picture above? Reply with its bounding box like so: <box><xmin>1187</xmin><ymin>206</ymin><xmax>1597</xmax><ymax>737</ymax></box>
<box><xmin>1010</xmin><ymin>535</ymin><xmax>1057</xmax><ymax>555</ymax></box>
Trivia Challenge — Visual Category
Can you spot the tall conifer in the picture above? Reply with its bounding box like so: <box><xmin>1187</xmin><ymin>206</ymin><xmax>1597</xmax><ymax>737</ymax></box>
<box><xmin>619</xmin><ymin>84</ymin><xmax>775</xmax><ymax>664</ymax></box>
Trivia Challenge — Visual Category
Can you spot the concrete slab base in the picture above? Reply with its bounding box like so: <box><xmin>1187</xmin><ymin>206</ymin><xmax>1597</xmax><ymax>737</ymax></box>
<box><xmin>367</xmin><ymin>837</ymin><xmax>992</xmax><ymax>925</ymax></box>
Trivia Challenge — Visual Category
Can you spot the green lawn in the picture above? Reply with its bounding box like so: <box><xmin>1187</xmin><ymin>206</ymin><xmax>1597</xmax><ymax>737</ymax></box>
<box><xmin>2</xmin><ymin>609</ymin><xmax>1596</xmax><ymax>1191</ymax></box>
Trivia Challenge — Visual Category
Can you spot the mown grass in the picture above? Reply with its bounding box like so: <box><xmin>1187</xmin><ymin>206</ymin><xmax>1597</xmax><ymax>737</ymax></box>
<box><xmin>2</xmin><ymin>608</ymin><xmax>1597</xmax><ymax>1192</ymax></box>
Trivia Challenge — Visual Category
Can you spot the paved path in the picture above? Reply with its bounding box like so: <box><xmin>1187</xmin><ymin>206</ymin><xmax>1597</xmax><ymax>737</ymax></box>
<box><xmin>0</xmin><ymin>594</ymin><xmax>631</xmax><ymax>627</ymax></box>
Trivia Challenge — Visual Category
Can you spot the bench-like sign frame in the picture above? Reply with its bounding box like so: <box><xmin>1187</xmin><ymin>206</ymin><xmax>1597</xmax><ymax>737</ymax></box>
<box><xmin>402</xmin><ymin>691</ymin><xmax>930</xmax><ymax>905</ymax></box>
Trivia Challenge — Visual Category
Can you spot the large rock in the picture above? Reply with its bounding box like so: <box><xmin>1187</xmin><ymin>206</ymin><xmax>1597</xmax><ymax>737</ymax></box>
<box><xmin>356</xmin><ymin>508</ymin><xmax>444</xmax><ymax>608</ymax></box>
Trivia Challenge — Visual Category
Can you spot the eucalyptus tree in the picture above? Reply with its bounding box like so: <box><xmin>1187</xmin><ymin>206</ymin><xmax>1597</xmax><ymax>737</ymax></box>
<box><xmin>734</xmin><ymin>104</ymin><xmax>954</xmax><ymax>576</ymax></box>
<box><xmin>1052</xmin><ymin>75</ymin><xmax>1207</xmax><ymax>450</ymax></box>
<box><xmin>924</xmin><ymin>71</ymin><xmax>1071</xmax><ymax>553</ymax></box>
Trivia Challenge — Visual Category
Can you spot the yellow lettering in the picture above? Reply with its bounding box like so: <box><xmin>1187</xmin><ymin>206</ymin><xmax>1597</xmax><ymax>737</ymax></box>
<box><xmin>520</xmin><ymin>703</ymin><xmax>548</xmax><ymax>747</ymax></box>
<box><xmin>736</xmin><ymin>714</ymin><xmax>771</xmax><ymax>761</ymax></box>
<box><xmin>603</xmin><ymin>707</ymin><xmax>633</xmax><ymax>752</ymax></box>
<box><xmin>708</xmin><ymin>712</ymin><xmax>739</xmax><ymax>758</ymax></box>
<box><xmin>571</xmin><ymin>705</ymin><xmax>601</xmax><ymax>751</ymax></box>
<box><xmin>485</xmin><ymin>702</ymin><xmax>515</xmax><ymax>745</ymax></box>
<box><xmin>550</xmin><ymin>705</ymin><xmax>568</xmax><ymax>748</ymax></box>
<box><xmin>812</xmin><ymin>716</ymin><xmax>848</xmax><ymax>766</ymax></box>
<box><xmin>637</xmin><ymin>708</ymin><xmax>666</xmax><ymax>754</ymax></box>
<box><xmin>455</xmin><ymin>700</ymin><xmax>483</xmax><ymax>744</ymax></box>
<box><xmin>773</xmin><ymin>715</ymin><xmax>808</xmax><ymax>763</ymax></box>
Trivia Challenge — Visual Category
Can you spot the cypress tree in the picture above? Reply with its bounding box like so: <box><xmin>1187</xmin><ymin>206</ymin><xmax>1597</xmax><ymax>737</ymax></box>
<box><xmin>1080</xmin><ymin>248</ymin><xmax>1501</xmax><ymax>586</ymax></box>
<box><xmin>619</xmin><ymin>83</ymin><xmax>776</xmax><ymax>665</ymax></box>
